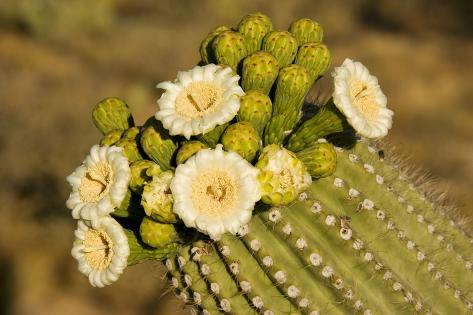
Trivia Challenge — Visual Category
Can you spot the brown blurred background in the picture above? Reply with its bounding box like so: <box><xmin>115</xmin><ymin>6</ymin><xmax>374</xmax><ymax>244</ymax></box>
<box><xmin>0</xmin><ymin>1</ymin><xmax>472</xmax><ymax>314</ymax></box>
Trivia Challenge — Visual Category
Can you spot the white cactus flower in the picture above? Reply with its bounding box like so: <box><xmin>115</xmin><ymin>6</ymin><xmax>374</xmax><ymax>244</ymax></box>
<box><xmin>156</xmin><ymin>64</ymin><xmax>244</xmax><ymax>139</ymax></box>
<box><xmin>332</xmin><ymin>58</ymin><xmax>393</xmax><ymax>138</ymax></box>
<box><xmin>71</xmin><ymin>216</ymin><xmax>129</xmax><ymax>287</ymax></box>
<box><xmin>66</xmin><ymin>145</ymin><xmax>131</xmax><ymax>220</ymax></box>
<box><xmin>170</xmin><ymin>145</ymin><xmax>261</xmax><ymax>240</ymax></box>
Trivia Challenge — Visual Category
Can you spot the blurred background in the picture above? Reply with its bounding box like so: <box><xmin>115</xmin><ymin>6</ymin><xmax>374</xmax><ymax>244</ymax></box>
<box><xmin>0</xmin><ymin>0</ymin><xmax>472</xmax><ymax>314</ymax></box>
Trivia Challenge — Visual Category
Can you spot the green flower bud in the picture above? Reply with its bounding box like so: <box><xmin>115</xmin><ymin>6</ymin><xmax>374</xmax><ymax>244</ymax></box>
<box><xmin>237</xmin><ymin>90</ymin><xmax>272</xmax><ymax>136</ymax></box>
<box><xmin>221</xmin><ymin>122</ymin><xmax>260</xmax><ymax>162</ymax></box>
<box><xmin>92</xmin><ymin>97</ymin><xmax>134</xmax><ymax>135</ymax></box>
<box><xmin>139</xmin><ymin>216</ymin><xmax>178</xmax><ymax>248</ymax></box>
<box><xmin>100</xmin><ymin>130</ymin><xmax>123</xmax><ymax>146</ymax></box>
<box><xmin>125</xmin><ymin>228</ymin><xmax>179</xmax><ymax>266</ymax></box>
<box><xmin>296</xmin><ymin>142</ymin><xmax>337</xmax><ymax>178</ymax></box>
<box><xmin>273</xmin><ymin>64</ymin><xmax>311</xmax><ymax>116</ymax></box>
<box><xmin>140</xmin><ymin>117</ymin><xmax>178</xmax><ymax>171</ymax></box>
<box><xmin>294</xmin><ymin>43</ymin><xmax>331</xmax><ymax>83</ymax></box>
<box><xmin>200</xmin><ymin>25</ymin><xmax>232</xmax><ymax>64</ymax></box>
<box><xmin>238</xmin><ymin>13</ymin><xmax>273</xmax><ymax>54</ymax></box>
<box><xmin>129</xmin><ymin>160</ymin><xmax>161</xmax><ymax>194</ymax></box>
<box><xmin>256</xmin><ymin>144</ymin><xmax>311</xmax><ymax>205</ymax></box>
<box><xmin>262</xmin><ymin>31</ymin><xmax>298</xmax><ymax>68</ymax></box>
<box><xmin>115</xmin><ymin>138</ymin><xmax>143</xmax><ymax>163</ymax></box>
<box><xmin>212</xmin><ymin>30</ymin><xmax>248</xmax><ymax>71</ymax></box>
<box><xmin>176</xmin><ymin>141</ymin><xmax>208</xmax><ymax>164</ymax></box>
<box><xmin>122</xmin><ymin>126</ymin><xmax>141</xmax><ymax>141</ymax></box>
<box><xmin>196</xmin><ymin>122</ymin><xmax>229</xmax><ymax>148</ymax></box>
<box><xmin>288</xmin><ymin>18</ymin><xmax>323</xmax><ymax>46</ymax></box>
<box><xmin>241</xmin><ymin>51</ymin><xmax>279</xmax><ymax>94</ymax></box>
<box><xmin>141</xmin><ymin>170</ymin><xmax>178</xmax><ymax>223</ymax></box>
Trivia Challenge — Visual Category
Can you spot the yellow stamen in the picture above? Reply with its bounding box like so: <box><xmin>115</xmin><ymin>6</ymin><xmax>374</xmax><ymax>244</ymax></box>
<box><xmin>176</xmin><ymin>82</ymin><xmax>222</xmax><ymax>119</ymax></box>
<box><xmin>79</xmin><ymin>162</ymin><xmax>114</xmax><ymax>203</ymax></box>
<box><xmin>84</xmin><ymin>229</ymin><xmax>114</xmax><ymax>270</ymax></box>
<box><xmin>349</xmin><ymin>80</ymin><xmax>379</xmax><ymax>121</ymax></box>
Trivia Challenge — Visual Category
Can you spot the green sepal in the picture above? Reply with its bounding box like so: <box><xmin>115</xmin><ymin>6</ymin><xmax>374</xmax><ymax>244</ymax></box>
<box><xmin>199</xmin><ymin>25</ymin><xmax>232</xmax><ymax>64</ymax></box>
<box><xmin>129</xmin><ymin>160</ymin><xmax>161</xmax><ymax>194</ymax></box>
<box><xmin>241</xmin><ymin>51</ymin><xmax>279</xmax><ymax>94</ymax></box>
<box><xmin>212</xmin><ymin>30</ymin><xmax>248</xmax><ymax>71</ymax></box>
<box><xmin>122</xmin><ymin>126</ymin><xmax>141</xmax><ymax>141</ymax></box>
<box><xmin>296</xmin><ymin>141</ymin><xmax>337</xmax><ymax>178</ymax></box>
<box><xmin>140</xmin><ymin>117</ymin><xmax>178</xmax><ymax>171</ymax></box>
<box><xmin>262</xmin><ymin>31</ymin><xmax>298</xmax><ymax>67</ymax></box>
<box><xmin>288</xmin><ymin>18</ymin><xmax>324</xmax><ymax>46</ymax></box>
<box><xmin>100</xmin><ymin>130</ymin><xmax>123</xmax><ymax>146</ymax></box>
<box><xmin>92</xmin><ymin>97</ymin><xmax>134</xmax><ymax>135</ymax></box>
<box><xmin>221</xmin><ymin>121</ymin><xmax>260</xmax><ymax>162</ymax></box>
<box><xmin>196</xmin><ymin>122</ymin><xmax>229</xmax><ymax>148</ymax></box>
<box><xmin>237</xmin><ymin>90</ymin><xmax>273</xmax><ymax>136</ymax></box>
<box><xmin>115</xmin><ymin>138</ymin><xmax>143</xmax><ymax>163</ymax></box>
<box><xmin>139</xmin><ymin>216</ymin><xmax>179</xmax><ymax>248</ymax></box>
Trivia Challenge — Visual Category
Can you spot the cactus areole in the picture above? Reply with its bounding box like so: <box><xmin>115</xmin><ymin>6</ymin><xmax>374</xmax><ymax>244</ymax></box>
<box><xmin>65</xmin><ymin>12</ymin><xmax>473</xmax><ymax>315</ymax></box>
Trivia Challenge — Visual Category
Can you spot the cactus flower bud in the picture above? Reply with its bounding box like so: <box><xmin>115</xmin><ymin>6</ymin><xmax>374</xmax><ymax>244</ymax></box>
<box><xmin>140</xmin><ymin>118</ymin><xmax>177</xmax><ymax>171</ymax></box>
<box><xmin>237</xmin><ymin>90</ymin><xmax>272</xmax><ymax>136</ymax></box>
<box><xmin>296</xmin><ymin>142</ymin><xmax>337</xmax><ymax>178</ymax></box>
<box><xmin>221</xmin><ymin>122</ymin><xmax>260</xmax><ymax>162</ymax></box>
<box><xmin>238</xmin><ymin>13</ymin><xmax>273</xmax><ymax>54</ymax></box>
<box><xmin>129</xmin><ymin>160</ymin><xmax>161</xmax><ymax>194</ymax></box>
<box><xmin>139</xmin><ymin>216</ymin><xmax>179</xmax><ymax>248</ymax></box>
<box><xmin>273</xmin><ymin>64</ymin><xmax>311</xmax><ymax>116</ymax></box>
<box><xmin>92</xmin><ymin>97</ymin><xmax>134</xmax><ymax>134</ymax></box>
<box><xmin>122</xmin><ymin>126</ymin><xmax>141</xmax><ymax>141</ymax></box>
<box><xmin>100</xmin><ymin>130</ymin><xmax>123</xmax><ymax>146</ymax></box>
<box><xmin>141</xmin><ymin>170</ymin><xmax>178</xmax><ymax>223</ymax></box>
<box><xmin>241</xmin><ymin>51</ymin><xmax>279</xmax><ymax>94</ymax></box>
<box><xmin>212</xmin><ymin>30</ymin><xmax>248</xmax><ymax>71</ymax></box>
<box><xmin>115</xmin><ymin>138</ymin><xmax>143</xmax><ymax>163</ymax></box>
<box><xmin>262</xmin><ymin>31</ymin><xmax>298</xmax><ymax>68</ymax></box>
<box><xmin>294</xmin><ymin>43</ymin><xmax>331</xmax><ymax>83</ymax></box>
<box><xmin>199</xmin><ymin>25</ymin><xmax>231</xmax><ymax>64</ymax></box>
<box><xmin>288</xmin><ymin>18</ymin><xmax>323</xmax><ymax>46</ymax></box>
<box><xmin>176</xmin><ymin>141</ymin><xmax>208</xmax><ymax>165</ymax></box>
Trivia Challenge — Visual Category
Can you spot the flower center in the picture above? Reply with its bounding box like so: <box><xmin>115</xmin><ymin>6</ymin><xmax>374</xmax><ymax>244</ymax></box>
<box><xmin>79</xmin><ymin>162</ymin><xmax>113</xmax><ymax>203</ymax></box>
<box><xmin>191</xmin><ymin>170</ymin><xmax>237</xmax><ymax>215</ymax></box>
<box><xmin>175</xmin><ymin>82</ymin><xmax>222</xmax><ymax>119</ymax></box>
<box><xmin>83</xmin><ymin>229</ymin><xmax>114</xmax><ymax>270</ymax></box>
<box><xmin>349</xmin><ymin>80</ymin><xmax>379</xmax><ymax>121</ymax></box>
<box><xmin>279</xmin><ymin>168</ymin><xmax>294</xmax><ymax>189</ymax></box>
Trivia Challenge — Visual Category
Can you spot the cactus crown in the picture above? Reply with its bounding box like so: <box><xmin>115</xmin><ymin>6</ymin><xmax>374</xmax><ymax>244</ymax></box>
<box><xmin>65</xmin><ymin>12</ymin><xmax>472</xmax><ymax>315</ymax></box>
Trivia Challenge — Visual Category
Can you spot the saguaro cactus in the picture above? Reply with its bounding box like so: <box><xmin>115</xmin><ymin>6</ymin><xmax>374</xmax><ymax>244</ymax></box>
<box><xmin>65</xmin><ymin>12</ymin><xmax>473</xmax><ymax>314</ymax></box>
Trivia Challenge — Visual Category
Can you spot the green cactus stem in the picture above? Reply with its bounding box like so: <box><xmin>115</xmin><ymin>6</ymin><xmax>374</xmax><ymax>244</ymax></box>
<box><xmin>140</xmin><ymin>117</ymin><xmax>177</xmax><ymax>171</ymax></box>
<box><xmin>199</xmin><ymin>25</ymin><xmax>231</xmax><ymax>64</ymax></box>
<box><xmin>262</xmin><ymin>31</ymin><xmax>298</xmax><ymax>68</ymax></box>
<box><xmin>125</xmin><ymin>228</ymin><xmax>179</xmax><ymax>266</ymax></box>
<box><xmin>237</xmin><ymin>90</ymin><xmax>273</xmax><ymax>136</ymax></box>
<box><xmin>212</xmin><ymin>30</ymin><xmax>248</xmax><ymax>71</ymax></box>
<box><xmin>288</xmin><ymin>18</ymin><xmax>324</xmax><ymax>46</ymax></box>
<box><xmin>237</xmin><ymin>13</ymin><xmax>273</xmax><ymax>54</ymax></box>
<box><xmin>294</xmin><ymin>43</ymin><xmax>331</xmax><ymax>84</ymax></box>
<box><xmin>287</xmin><ymin>100</ymin><xmax>352</xmax><ymax>152</ymax></box>
<box><xmin>221</xmin><ymin>121</ymin><xmax>260</xmax><ymax>162</ymax></box>
<box><xmin>92</xmin><ymin>97</ymin><xmax>134</xmax><ymax>134</ymax></box>
<box><xmin>241</xmin><ymin>51</ymin><xmax>279</xmax><ymax>94</ymax></box>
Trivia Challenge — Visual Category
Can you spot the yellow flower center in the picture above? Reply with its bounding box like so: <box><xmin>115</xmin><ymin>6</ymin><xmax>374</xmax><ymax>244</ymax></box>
<box><xmin>175</xmin><ymin>82</ymin><xmax>223</xmax><ymax>119</ymax></box>
<box><xmin>83</xmin><ymin>229</ymin><xmax>114</xmax><ymax>270</ymax></box>
<box><xmin>279</xmin><ymin>168</ymin><xmax>295</xmax><ymax>189</ymax></box>
<box><xmin>191</xmin><ymin>170</ymin><xmax>237</xmax><ymax>216</ymax></box>
<box><xmin>349</xmin><ymin>79</ymin><xmax>379</xmax><ymax>121</ymax></box>
<box><xmin>79</xmin><ymin>162</ymin><xmax>113</xmax><ymax>203</ymax></box>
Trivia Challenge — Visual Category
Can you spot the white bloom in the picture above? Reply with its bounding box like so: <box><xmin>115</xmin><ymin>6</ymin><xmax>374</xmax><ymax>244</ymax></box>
<box><xmin>156</xmin><ymin>64</ymin><xmax>244</xmax><ymax>139</ymax></box>
<box><xmin>66</xmin><ymin>145</ymin><xmax>131</xmax><ymax>220</ymax></box>
<box><xmin>71</xmin><ymin>216</ymin><xmax>129</xmax><ymax>287</ymax></box>
<box><xmin>171</xmin><ymin>145</ymin><xmax>261</xmax><ymax>240</ymax></box>
<box><xmin>332</xmin><ymin>59</ymin><xmax>393</xmax><ymax>138</ymax></box>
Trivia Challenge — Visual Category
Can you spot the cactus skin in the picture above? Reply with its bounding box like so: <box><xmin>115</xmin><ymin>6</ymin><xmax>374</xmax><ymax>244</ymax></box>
<box><xmin>212</xmin><ymin>30</ymin><xmax>248</xmax><ymax>71</ymax></box>
<box><xmin>100</xmin><ymin>129</ymin><xmax>123</xmax><ymax>146</ymax></box>
<box><xmin>288</xmin><ymin>18</ymin><xmax>324</xmax><ymax>46</ymax></box>
<box><xmin>237</xmin><ymin>90</ymin><xmax>272</xmax><ymax>136</ymax></box>
<box><xmin>176</xmin><ymin>141</ymin><xmax>208</xmax><ymax>164</ymax></box>
<box><xmin>199</xmin><ymin>25</ymin><xmax>231</xmax><ymax>64</ymax></box>
<box><xmin>237</xmin><ymin>13</ymin><xmax>273</xmax><ymax>54</ymax></box>
<box><xmin>196</xmin><ymin>122</ymin><xmax>229</xmax><ymax>148</ymax></box>
<box><xmin>167</xmin><ymin>141</ymin><xmax>473</xmax><ymax>314</ymax></box>
<box><xmin>241</xmin><ymin>51</ymin><xmax>279</xmax><ymax>94</ymax></box>
<box><xmin>294</xmin><ymin>43</ymin><xmax>331</xmax><ymax>83</ymax></box>
<box><xmin>221</xmin><ymin>122</ymin><xmax>260</xmax><ymax>162</ymax></box>
<box><xmin>140</xmin><ymin>118</ymin><xmax>177</xmax><ymax>171</ymax></box>
<box><xmin>287</xmin><ymin>100</ymin><xmax>351</xmax><ymax>152</ymax></box>
<box><xmin>264</xmin><ymin>65</ymin><xmax>311</xmax><ymax>145</ymax></box>
<box><xmin>262</xmin><ymin>31</ymin><xmax>298</xmax><ymax>68</ymax></box>
<box><xmin>92</xmin><ymin>97</ymin><xmax>134</xmax><ymax>134</ymax></box>
<box><xmin>297</xmin><ymin>141</ymin><xmax>337</xmax><ymax>178</ymax></box>
<box><xmin>139</xmin><ymin>216</ymin><xmax>178</xmax><ymax>248</ymax></box>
